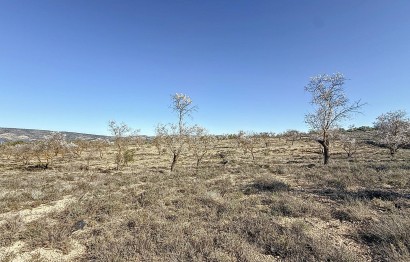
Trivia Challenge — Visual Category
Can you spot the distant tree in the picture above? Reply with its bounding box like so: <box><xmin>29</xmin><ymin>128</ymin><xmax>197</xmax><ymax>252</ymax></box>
<box><xmin>339</xmin><ymin>134</ymin><xmax>358</xmax><ymax>158</ymax></box>
<box><xmin>108</xmin><ymin>120</ymin><xmax>138</xmax><ymax>169</ymax></box>
<box><xmin>305</xmin><ymin>73</ymin><xmax>364</xmax><ymax>165</ymax></box>
<box><xmin>72</xmin><ymin>139</ymin><xmax>90</xmax><ymax>157</ymax></box>
<box><xmin>283</xmin><ymin>130</ymin><xmax>301</xmax><ymax>145</ymax></box>
<box><xmin>1</xmin><ymin>143</ymin><xmax>15</xmax><ymax>160</ymax></box>
<box><xmin>48</xmin><ymin>132</ymin><xmax>67</xmax><ymax>157</ymax></box>
<box><xmin>257</xmin><ymin>132</ymin><xmax>274</xmax><ymax>148</ymax></box>
<box><xmin>90</xmin><ymin>139</ymin><xmax>110</xmax><ymax>159</ymax></box>
<box><xmin>237</xmin><ymin>131</ymin><xmax>259</xmax><ymax>161</ymax></box>
<box><xmin>188</xmin><ymin>125</ymin><xmax>214</xmax><ymax>170</ymax></box>
<box><xmin>152</xmin><ymin>136</ymin><xmax>164</xmax><ymax>155</ymax></box>
<box><xmin>374</xmin><ymin>110</ymin><xmax>410</xmax><ymax>157</ymax></box>
<box><xmin>13</xmin><ymin>143</ymin><xmax>32</xmax><ymax>165</ymax></box>
<box><xmin>32</xmin><ymin>140</ymin><xmax>54</xmax><ymax>167</ymax></box>
<box><xmin>171</xmin><ymin>93</ymin><xmax>197</xmax><ymax>135</ymax></box>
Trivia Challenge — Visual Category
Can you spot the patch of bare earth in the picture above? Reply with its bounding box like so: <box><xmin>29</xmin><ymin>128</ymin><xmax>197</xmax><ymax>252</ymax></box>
<box><xmin>0</xmin><ymin>196</ymin><xmax>85</xmax><ymax>261</ymax></box>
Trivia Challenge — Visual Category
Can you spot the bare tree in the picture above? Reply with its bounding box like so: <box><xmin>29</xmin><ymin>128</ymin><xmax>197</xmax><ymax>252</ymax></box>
<box><xmin>48</xmin><ymin>132</ymin><xmax>67</xmax><ymax>157</ymax></box>
<box><xmin>283</xmin><ymin>130</ymin><xmax>301</xmax><ymax>145</ymax></box>
<box><xmin>258</xmin><ymin>132</ymin><xmax>274</xmax><ymax>148</ymax></box>
<box><xmin>237</xmin><ymin>131</ymin><xmax>259</xmax><ymax>161</ymax></box>
<box><xmin>152</xmin><ymin>136</ymin><xmax>164</xmax><ymax>155</ymax></box>
<box><xmin>13</xmin><ymin>143</ymin><xmax>32</xmax><ymax>165</ymax></box>
<box><xmin>1</xmin><ymin>142</ymin><xmax>16</xmax><ymax>160</ymax></box>
<box><xmin>339</xmin><ymin>134</ymin><xmax>358</xmax><ymax>158</ymax></box>
<box><xmin>108</xmin><ymin>120</ymin><xmax>138</xmax><ymax>170</ymax></box>
<box><xmin>90</xmin><ymin>139</ymin><xmax>110</xmax><ymax>159</ymax></box>
<box><xmin>188</xmin><ymin>125</ymin><xmax>214</xmax><ymax>169</ymax></box>
<box><xmin>72</xmin><ymin>139</ymin><xmax>89</xmax><ymax>157</ymax></box>
<box><xmin>157</xmin><ymin>93</ymin><xmax>196</xmax><ymax>171</ymax></box>
<box><xmin>156</xmin><ymin>123</ymin><xmax>189</xmax><ymax>172</ymax></box>
<box><xmin>171</xmin><ymin>93</ymin><xmax>197</xmax><ymax>135</ymax></box>
<box><xmin>305</xmin><ymin>73</ymin><xmax>364</xmax><ymax>165</ymax></box>
<box><xmin>374</xmin><ymin>110</ymin><xmax>410</xmax><ymax>157</ymax></box>
<box><xmin>32</xmin><ymin>140</ymin><xmax>54</xmax><ymax>168</ymax></box>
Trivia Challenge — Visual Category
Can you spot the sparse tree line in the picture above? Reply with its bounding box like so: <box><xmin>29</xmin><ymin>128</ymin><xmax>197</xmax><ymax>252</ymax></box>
<box><xmin>1</xmin><ymin>74</ymin><xmax>409</xmax><ymax>169</ymax></box>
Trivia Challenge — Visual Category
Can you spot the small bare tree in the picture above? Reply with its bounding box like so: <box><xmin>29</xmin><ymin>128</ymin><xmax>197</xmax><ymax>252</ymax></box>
<box><xmin>108</xmin><ymin>120</ymin><xmax>138</xmax><ymax>170</ymax></box>
<box><xmin>339</xmin><ymin>134</ymin><xmax>358</xmax><ymax>158</ymax></box>
<box><xmin>305</xmin><ymin>73</ymin><xmax>364</xmax><ymax>165</ymax></box>
<box><xmin>258</xmin><ymin>132</ymin><xmax>274</xmax><ymax>148</ymax></box>
<box><xmin>156</xmin><ymin>123</ymin><xmax>190</xmax><ymax>172</ymax></box>
<box><xmin>13</xmin><ymin>143</ymin><xmax>32</xmax><ymax>165</ymax></box>
<box><xmin>237</xmin><ymin>132</ymin><xmax>259</xmax><ymax>161</ymax></box>
<box><xmin>283</xmin><ymin>130</ymin><xmax>301</xmax><ymax>145</ymax></box>
<box><xmin>48</xmin><ymin>132</ymin><xmax>67</xmax><ymax>157</ymax></box>
<box><xmin>374</xmin><ymin>110</ymin><xmax>410</xmax><ymax>157</ymax></box>
<box><xmin>90</xmin><ymin>139</ymin><xmax>110</xmax><ymax>159</ymax></box>
<box><xmin>32</xmin><ymin>140</ymin><xmax>54</xmax><ymax>167</ymax></box>
<box><xmin>152</xmin><ymin>136</ymin><xmax>164</xmax><ymax>155</ymax></box>
<box><xmin>1</xmin><ymin>143</ymin><xmax>16</xmax><ymax>160</ymax></box>
<box><xmin>188</xmin><ymin>125</ymin><xmax>214</xmax><ymax>169</ymax></box>
<box><xmin>72</xmin><ymin>139</ymin><xmax>90</xmax><ymax>157</ymax></box>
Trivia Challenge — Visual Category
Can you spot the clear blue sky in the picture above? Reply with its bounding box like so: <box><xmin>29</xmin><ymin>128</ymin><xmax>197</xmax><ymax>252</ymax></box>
<box><xmin>1</xmin><ymin>0</ymin><xmax>409</xmax><ymax>135</ymax></box>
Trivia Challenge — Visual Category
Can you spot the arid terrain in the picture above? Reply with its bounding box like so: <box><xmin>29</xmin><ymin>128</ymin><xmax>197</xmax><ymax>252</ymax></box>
<box><xmin>0</xmin><ymin>130</ymin><xmax>409</xmax><ymax>261</ymax></box>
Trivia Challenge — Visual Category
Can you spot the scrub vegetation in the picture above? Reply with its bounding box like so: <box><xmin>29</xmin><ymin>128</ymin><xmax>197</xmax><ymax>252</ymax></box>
<box><xmin>1</xmin><ymin>87</ymin><xmax>409</xmax><ymax>261</ymax></box>
<box><xmin>1</xmin><ymin>127</ymin><xmax>409</xmax><ymax>261</ymax></box>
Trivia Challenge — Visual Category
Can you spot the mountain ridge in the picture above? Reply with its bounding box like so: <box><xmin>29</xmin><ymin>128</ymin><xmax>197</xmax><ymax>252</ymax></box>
<box><xmin>0</xmin><ymin>127</ymin><xmax>110</xmax><ymax>142</ymax></box>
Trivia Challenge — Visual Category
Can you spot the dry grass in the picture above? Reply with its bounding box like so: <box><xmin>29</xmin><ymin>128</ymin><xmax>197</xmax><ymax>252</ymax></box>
<box><xmin>0</xmin><ymin>135</ymin><xmax>409</xmax><ymax>261</ymax></box>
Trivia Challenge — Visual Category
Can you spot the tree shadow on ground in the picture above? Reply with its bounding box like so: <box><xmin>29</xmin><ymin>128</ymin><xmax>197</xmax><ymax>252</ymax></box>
<box><xmin>243</xmin><ymin>179</ymin><xmax>290</xmax><ymax>195</ymax></box>
<box><xmin>310</xmin><ymin>188</ymin><xmax>410</xmax><ymax>202</ymax></box>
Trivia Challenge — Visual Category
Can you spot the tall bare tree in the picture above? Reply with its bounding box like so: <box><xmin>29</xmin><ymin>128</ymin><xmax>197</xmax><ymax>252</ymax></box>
<box><xmin>171</xmin><ymin>93</ymin><xmax>197</xmax><ymax>135</ymax></box>
<box><xmin>374</xmin><ymin>110</ymin><xmax>410</xmax><ymax>157</ymax></box>
<box><xmin>157</xmin><ymin>93</ymin><xmax>196</xmax><ymax>171</ymax></box>
<box><xmin>305</xmin><ymin>73</ymin><xmax>364</xmax><ymax>165</ymax></box>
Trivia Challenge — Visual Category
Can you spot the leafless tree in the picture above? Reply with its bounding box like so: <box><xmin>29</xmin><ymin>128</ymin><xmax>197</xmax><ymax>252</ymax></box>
<box><xmin>171</xmin><ymin>93</ymin><xmax>197</xmax><ymax>135</ymax></box>
<box><xmin>156</xmin><ymin>123</ymin><xmax>189</xmax><ymax>172</ymax></box>
<box><xmin>108</xmin><ymin>120</ymin><xmax>138</xmax><ymax>169</ymax></box>
<box><xmin>32</xmin><ymin>140</ymin><xmax>54</xmax><ymax>167</ymax></box>
<box><xmin>305</xmin><ymin>73</ymin><xmax>364</xmax><ymax>165</ymax></box>
<box><xmin>157</xmin><ymin>93</ymin><xmax>196</xmax><ymax>171</ymax></box>
<box><xmin>188</xmin><ymin>125</ymin><xmax>214</xmax><ymax>169</ymax></box>
<box><xmin>258</xmin><ymin>132</ymin><xmax>274</xmax><ymax>148</ymax></box>
<box><xmin>152</xmin><ymin>136</ymin><xmax>164</xmax><ymax>155</ymax></box>
<box><xmin>48</xmin><ymin>132</ymin><xmax>67</xmax><ymax>157</ymax></box>
<box><xmin>72</xmin><ymin>139</ymin><xmax>90</xmax><ymax>157</ymax></box>
<box><xmin>1</xmin><ymin>143</ymin><xmax>15</xmax><ymax>160</ymax></box>
<box><xmin>237</xmin><ymin>131</ymin><xmax>259</xmax><ymax>161</ymax></box>
<box><xmin>90</xmin><ymin>139</ymin><xmax>110</xmax><ymax>159</ymax></box>
<box><xmin>339</xmin><ymin>134</ymin><xmax>358</xmax><ymax>158</ymax></box>
<box><xmin>283</xmin><ymin>130</ymin><xmax>301</xmax><ymax>145</ymax></box>
<box><xmin>13</xmin><ymin>143</ymin><xmax>32</xmax><ymax>165</ymax></box>
<box><xmin>374</xmin><ymin>110</ymin><xmax>410</xmax><ymax>157</ymax></box>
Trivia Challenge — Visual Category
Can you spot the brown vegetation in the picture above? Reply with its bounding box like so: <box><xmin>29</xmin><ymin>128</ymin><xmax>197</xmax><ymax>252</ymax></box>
<box><xmin>0</xmin><ymin>130</ymin><xmax>409</xmax><ymax>261</ymax></box>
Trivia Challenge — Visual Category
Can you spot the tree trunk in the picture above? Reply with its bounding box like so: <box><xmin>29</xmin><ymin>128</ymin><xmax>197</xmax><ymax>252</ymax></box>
<box><xmin>323</xmin><ymin>144</ymin><xmax>330</xmax><ymax>165</ymax></box>
<box><xmin>389</xmin><ymin>147</ymin><xmax>396</xmax><ymax>158</ymax></box>
<box><xmin>318</xmin><ymin>139</ymin><xmax>330</xmax><ymax>165</ymax></box>
<box><xmin>171</xmin><ymin>153</ymin><xmax>179</xmax><ymax>172</ymax></box>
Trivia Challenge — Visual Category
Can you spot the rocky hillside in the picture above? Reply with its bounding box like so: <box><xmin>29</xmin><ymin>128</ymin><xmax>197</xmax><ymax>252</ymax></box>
<box><xmin>0</xmin><ymin>127</ymin><xmax>109</xmax><ymax>143</ymax></box>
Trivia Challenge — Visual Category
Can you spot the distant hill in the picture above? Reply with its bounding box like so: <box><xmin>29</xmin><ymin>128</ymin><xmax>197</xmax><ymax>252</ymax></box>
<box><xmin>0</xmin><ymin>127</ymin><xmax>110</xmax><ymax>143</ymax></box>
